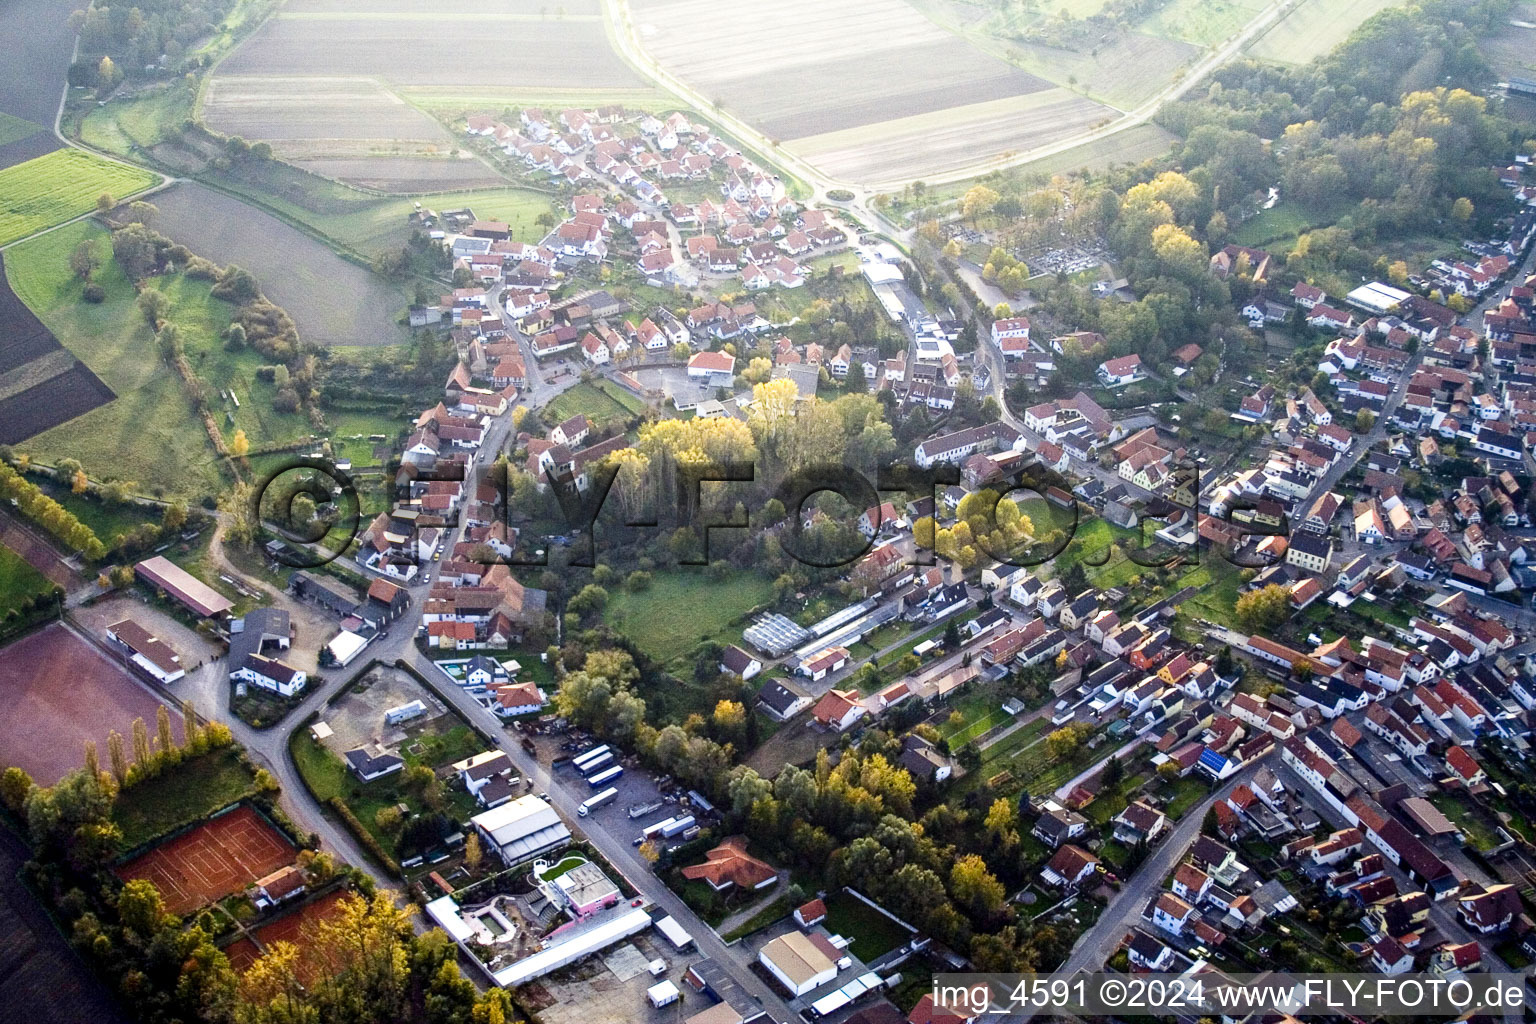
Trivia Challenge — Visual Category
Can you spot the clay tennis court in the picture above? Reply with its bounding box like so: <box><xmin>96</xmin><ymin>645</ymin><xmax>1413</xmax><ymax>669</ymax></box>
<box><xmin>115</xmin><ymin>805</ymin><xmax>296</xmax><ymax>915</ymax></box>
<box><xmin>224</xmin><ymin>889</ymin><xmax>349</xmax><ymax>973</ymax></box>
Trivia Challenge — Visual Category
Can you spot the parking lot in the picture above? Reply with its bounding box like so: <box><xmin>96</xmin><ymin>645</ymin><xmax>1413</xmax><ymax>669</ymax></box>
<box><xmin>547</xmin><ymin>736</ymin><xmax>716</xmax><ymax>850</ymax></box>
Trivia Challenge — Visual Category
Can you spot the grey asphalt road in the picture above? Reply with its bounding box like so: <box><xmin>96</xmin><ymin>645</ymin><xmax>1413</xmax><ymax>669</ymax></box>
<box><xmin>1027</xmin><ymin>755</ymin><xmax>1271</xmax><ymax>1009</ymax></box>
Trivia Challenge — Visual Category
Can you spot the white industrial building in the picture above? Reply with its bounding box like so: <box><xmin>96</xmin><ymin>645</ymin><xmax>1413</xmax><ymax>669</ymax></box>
<box><xmin>1345</xmin><ymin>282</ymin><xmax>1412</xmax><ymax>315</ymax></box>
<box><xmin>470</xmin><ymin>795</ymin><xmax>571</xmax><ymax>866</ymax></box>
<box><xmin>758</xmin><ymin>931</ymin><xmax>840</xmax><ymax>996</ymax></box>
<box><xmin>425</xmin><ymin>897</ymin><xmax>651</xmax><ymax>988</ymax></box>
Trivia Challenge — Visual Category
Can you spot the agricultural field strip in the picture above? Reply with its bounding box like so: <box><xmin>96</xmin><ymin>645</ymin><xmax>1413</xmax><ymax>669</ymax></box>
<box><xmin>0</xmin><ymin>112</ymin><xmax>42</xmax><ymax>148</ymax></box>
<box><xmin>631</xmin><ymin>0</ymin><xmax>1054</xmax><ymax>139</ymax></box>
<box><xmin>148</xmin><ymin>182</ymin><xmax>410</xmax><ymax>348</ymax></box>
<box><xmin>276</xmin><ymin>10</ymin><xmax>600</xmax><ymax>18</ymax></box>
<box><xmin>401</xmin><ymin>88</ymin><xmax>668</xmax><ymax>109</ymax></box>
<box><xmin>203</xmin><ymin>77</ymin><xmax>456</xmax><ymax>144</ymax></box>
<box><xmin>1246</xmin><ymin>0</ymin><xmax>1408</xmax><ymax>64</ymax></box>
<box><xmin>790</xmin><ymin>94</ymin><xmax>1112</xmax><ymax>184</ymax></box>
<box><xmin>0</xmin><ymin>150</ymin><xmax>159</xmax><ymax>247</ymax></box>
<box><xmin>1139</xmin><ymin>0</ymin><xmax>1270</xmax><ymax>48</ymax></box>
<box><xmin>0</xmin><ymin>347</ymin><xmax>75</xmax><ymax>401</ymax></box>
<box><xmin>215</xmin><ymin>20</ymin><xmax>642</xmax><ymax>88</ymax></box>
<box><xmin>284</xmin><ymin>0</ymin><xmax>599</xmax><ymax>12</ymax></box>
<box><xmin>788</xmin><ymin>88</ymin><xmax>1085</xmax><ymax>156</ymax></box>
<box><xmin>291</xmin><ymin>157</ymin><xmax>505</xmax><ymax>192</ymax></box>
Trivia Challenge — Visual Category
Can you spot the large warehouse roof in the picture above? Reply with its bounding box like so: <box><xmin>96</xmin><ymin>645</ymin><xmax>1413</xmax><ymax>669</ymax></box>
<box><xmin>471</xmin><ymin>795</ymin><xmax>571</xmax><ymax>863</ymax></box>
<box><xmin>134</xmin><ymin>556</ymin><xmax>233</xmax><ymax>618</ymax></box>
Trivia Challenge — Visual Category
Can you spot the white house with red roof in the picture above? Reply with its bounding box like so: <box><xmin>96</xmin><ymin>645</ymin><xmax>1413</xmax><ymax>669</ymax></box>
<box><xmin>1444</xmin><ymin>745</ymin><xmax>1485</xmax><ymax>787</ymax></box>
<box><xmin>580</xmin><ymin>331</ymin><xmax>610</xmax><ymax>365</ymax></box>
<box><xmin>1098</xmin><ymin>354</ymin><xmax>1144</xmax><ymax>386</ymax></box>
<box><xmin>992</xmin><ymin>316</ymin><xmax>1032</xmax><ymax>356</ymax></box>
<box><xmin>687</xmin><ymin>350</ymin><xmax>735</xmax><ymax>382</ymax></box>
<box><xmin>810</xmin><ymin>688</ymin><xmax>865</xmax><ymax>730</ymax></box>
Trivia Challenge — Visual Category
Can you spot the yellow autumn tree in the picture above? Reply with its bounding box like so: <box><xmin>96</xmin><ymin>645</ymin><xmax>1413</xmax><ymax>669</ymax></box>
<box><xmin>745</xmin><ymin>376</ymin><xmax>799</xmax><ymax>443</ymax></box>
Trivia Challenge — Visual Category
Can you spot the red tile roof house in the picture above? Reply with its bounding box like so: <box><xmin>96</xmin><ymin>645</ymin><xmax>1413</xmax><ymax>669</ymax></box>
<box><xmin>811</xmin><ymin>688</ymin><xmax>866</xmax><ymax>731</ymax></box>
<box><xmin>1040</xmin><ymin>843</ymin><xmax>1099</xmax><ymax>888</ymax></box>
<box><xmin>1097</xmin><ymin>353</ymin><xmax>1144</xmax><ymax>386</ymax></box>
<box><xmin>793</xmin><ymin>898</ymin><xmax>827</xmax><ymax>929</ymax></box>
<box><xmin>680</xmin><ymin>837</ymin><xmax>777</xmax><ymax>891</ymax></box>
<box><xmin>1443</xmin><ymin>745</ymin><xmax>1486</xmax><ymax>787</ymax></box>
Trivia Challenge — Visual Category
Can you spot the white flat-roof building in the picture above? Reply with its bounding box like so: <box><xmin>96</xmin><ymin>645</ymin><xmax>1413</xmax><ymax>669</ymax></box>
<box><xmin>1346</xmin><ymin>282</ymin><xmax>1412</xmax><ymax>315</ymax></box>
<box><xmin>424</xmin><ymin>897</ymin><xmax>651</xmax><ymax>989</ymax></box>
<box><xmin>325</xmin><ymin>629</ymin><xmax>369</xmax><ymax>668</ymax></box>
<box><xmin>648</xmin><ymin>981</ymin><xmax>681</xmax><ymax>1007</ymax></box>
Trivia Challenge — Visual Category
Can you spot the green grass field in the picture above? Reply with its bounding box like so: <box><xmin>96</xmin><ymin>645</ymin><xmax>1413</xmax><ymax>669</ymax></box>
<box><xmin>0</xmin><ymin>547</ymin><xmax>52</xmax><ymax>616</ymax></box>
<box><xmin>33</xmin><ymin>482</ymin><xmax>159</xmax><ymax>549</ymax></box>
<box><xmin>604</xmin><ymin>570</ymin><xmax>775</xmax><ymax>668</ymax></box>
<box><xmin>301</xmin><ymin>186</ymin><xmax>558</xmax><ymax>256</ymax></box>
<box><xmin>0</xmin><ymin>149</ymin><xmax>158</xmax><ymax>245</ymax></box>
<box><xmin>1140</xmin><ymin>0</ymin><xmax>1270</xmax><ymax>47</ymax></box>
<box><xmin>1173</xmin><ymin>557</ymin><xmax>1245</xmax><ymax>626</ymax></box>
<box><xmin>79</xmin><ymin>81</ymin><xmax>195</xmax><ymax>156</ymax></box>
<box><xmin>1229</xmin><ymin>203</ymin><xmax>1312</xmax><ymax>250</ymax></box>
<box><xmin>167</xmin><ymin>275</ymin><xmax>317</xmax><ymax>449</ymax></box>
<box><xmin>1247</xmin><ymin>0</ymin><xmax>1408</xmax><ymax>64</ymax></box>
<box><xmin>1001</xmin><ymin>32</ymin><xmax>1198</xmax><ymax>111</ymax></box>
<box><xmin>211</xmin><ymin>159</ymin><xmax>560</xmax><ymax>257</ymax></box>
<box><xmin>5</xmin><ymin>221</ymin><xmax>227</xmax><ymax>497</ymax></box>
<box><xmin>821</xmin><ymin>892</ymin><xmax>912</xmax><ymax>961</ymax></box>
<box><xmin>541</xmin><ymin>380</ymin><xmax>646</xmax><ymax>427</ymax></box>
<box><xmin>113</xmin><ymin>746</ymin><xmax>258</xmax><ymax>849</ymax></box>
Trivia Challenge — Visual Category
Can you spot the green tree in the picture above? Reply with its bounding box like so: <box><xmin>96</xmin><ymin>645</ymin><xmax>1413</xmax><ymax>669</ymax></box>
<box><xmin>950</xmin><ymin>853</ymin><xmax>1006</xmax><ymax>917</ymax></box>
<box><xmin>117</xmin><ymin>878</ymin><xmax>170</xmax><ymax>937</ymax></box>
<box><xmin>1234</xmin><ymin>584</ymin><xmax>1291</xmax><ymax>632</ymax></box>
<box><xmin>69</xmin><ymin>239</ymin><xmax>100</xmax><ymax>282</ymax></box>
<box><xmin>136</xmin><ymin>288</ymin><xmax>170</xmax><ymax>327</ymax></box>
<box><xmin>0</xmin><ymin>766</ymin><xmax>33</xmax><ymax>813</ymax></box>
